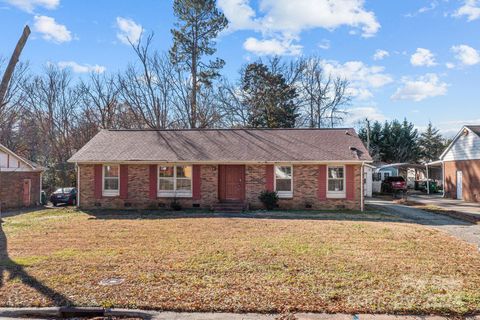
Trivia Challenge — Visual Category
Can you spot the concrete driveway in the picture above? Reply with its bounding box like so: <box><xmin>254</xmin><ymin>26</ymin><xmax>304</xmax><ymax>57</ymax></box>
<box><xmin>367</xmin><ymin>198</ymin><xmax>480</xmax><ymax>248</ymax></box>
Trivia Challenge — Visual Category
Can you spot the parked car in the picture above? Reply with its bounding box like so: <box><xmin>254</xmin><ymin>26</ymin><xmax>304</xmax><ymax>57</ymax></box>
<box><xmin>50</xmin><ymin>187</ymin><xmax>77</xmax><ymax>206</ymax></box>
<box><xmin>381</xmin><ymin>176</ymin><xmax>407</xmax><ymax>193</ymax></box>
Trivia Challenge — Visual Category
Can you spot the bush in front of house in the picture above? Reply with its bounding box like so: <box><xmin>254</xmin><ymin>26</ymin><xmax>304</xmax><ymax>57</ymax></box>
<box><xmin>259</xmin><ymin>190</ymin><xmax>279</xmax><ymax>210</ymax></box>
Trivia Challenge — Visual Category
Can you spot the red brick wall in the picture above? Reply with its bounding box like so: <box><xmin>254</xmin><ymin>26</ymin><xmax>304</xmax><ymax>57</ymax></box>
<box><xmin>444</xmin><ymin>160</ymin><xmax>480</xmax><ymax>202</ymax></box>
<box><xmin>0</xmin><ymin>171</ymin><xmax>41</xmax><ymax>209</ymax></box>
<box><xmin>78</xmin><ymin>163</ymin><xmax>362</xmax><ymax>210</ymax></box>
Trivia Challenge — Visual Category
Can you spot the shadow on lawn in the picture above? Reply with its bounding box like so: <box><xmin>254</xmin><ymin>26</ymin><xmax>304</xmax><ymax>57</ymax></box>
<box><xmin>82</xmin><ymin>208</ymin><xmax>410</xmax><ymax>223</ymax></box>
<box><xmin>0</xmin><ymin>218</ymin><xmax>73</xmax><ymax>306</ymax></box>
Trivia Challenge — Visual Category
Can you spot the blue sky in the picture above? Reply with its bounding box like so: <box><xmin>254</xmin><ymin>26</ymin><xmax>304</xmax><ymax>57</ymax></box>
<box><xmin>1</xmin><ymin>0</ymin><xmax>480</xmax><ymax>135</ymax></box>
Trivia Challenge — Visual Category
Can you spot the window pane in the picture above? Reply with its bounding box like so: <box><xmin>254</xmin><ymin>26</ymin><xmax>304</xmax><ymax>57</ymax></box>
<box><xmin>328</xmin><ymin>179</ymin><xmax>344</xmax><ymax>192</ymax></box>
<box><xmin>275</xmin><ymin>166</ymin><xmax>292</xmax><ymax>179</ymax></box>
<box><xmin>177</xmin><ymin>178</ymin><xmax>191</xmax><ymax>191</ymax></box>
<box><xmin>328</xmin><ymin>167</ymin><xmax>344</xmax><ymax>179</ymax></box>
<box><xmin>176</xmin><ymin>165</ymin><xmax>192</xmax><ymax>178</ymax></box>
<box><xmin>159</xmin><ymin>166</ymin><xmax>174</xmax><ymax>177</ymax></box>
<box><xmin>104</xmin><ymin>178</ymin><xmax>119</xmax><ymax>190</ymax></box>
<box><xmin>159</xmin><ymin>178</ymin><xmax>174</xmax><ymax>190</ymax></box>
<box><xmin>104</xmin><ymin>165</ymin><xmax>119</xmax><ymax>178</ymax></box>
<box><xmin>276</xmin><ymin>179</ymin><xmax>291</xmax><ymax>192</ymax></box>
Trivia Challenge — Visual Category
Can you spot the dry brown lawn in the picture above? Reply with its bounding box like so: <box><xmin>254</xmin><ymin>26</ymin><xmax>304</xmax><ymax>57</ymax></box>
<box><xmin>1</xmin><ymin>208</ymin><xmax>480</xmax><ymax>315</ymax></box>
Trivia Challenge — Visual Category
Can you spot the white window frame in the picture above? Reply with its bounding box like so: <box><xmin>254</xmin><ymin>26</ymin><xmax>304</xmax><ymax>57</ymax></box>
<box><xmin>327</xmin><ymin>165</ymin><xmax>346</xmax><ymax>199</ymax></box>
<box><xmin>102</xmin><ymin>164</ymin><xmax>120</xmax><ymax>197</ymax></box>
<box><xmin>157</xmin><ymin>164</ymin><xmax>193</xmax><ymax>198</ymax></box>
<box><xmin>274</xmin><ymin>165</ymin><xmax>293</xmax><ymax>198</ymax></box>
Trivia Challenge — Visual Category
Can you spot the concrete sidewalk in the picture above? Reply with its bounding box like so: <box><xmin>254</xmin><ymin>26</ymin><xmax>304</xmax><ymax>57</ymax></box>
<box><xmin>0</xmin><ymin>307</ymin><xmax>479</xmax><ymax>319</ymax></box>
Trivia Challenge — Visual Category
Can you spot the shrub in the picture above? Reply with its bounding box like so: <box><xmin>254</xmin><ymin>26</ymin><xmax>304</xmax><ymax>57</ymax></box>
<box><xmin>170</xmin><ymin>199</ymin><xmax>182</xmax><ymax>211</ymax></box>
<box><xmin>259</xmin><ymin>190</ymin><xmax>279</xmax><ymax>210</ymax></box>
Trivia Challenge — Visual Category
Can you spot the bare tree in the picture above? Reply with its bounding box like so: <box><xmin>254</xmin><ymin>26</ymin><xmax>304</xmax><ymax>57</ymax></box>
<box><xmin>81</xmin><ymin>72</ymin><xmax>120</xmax><ymax>129</ymax></box>
<box><xmin>22</xmin><ymin>66</ymin><xmax>82</xmax><ymax>189</ymax></box>
<box><xmin>297</xmin><ymin>57</ymin><xmax>351</xmax><ymax>128</ymax></box>
<box><xmin>118</xmin><ymin>34</ymin><xmax>174</xmax><ymax>129</ymax></box>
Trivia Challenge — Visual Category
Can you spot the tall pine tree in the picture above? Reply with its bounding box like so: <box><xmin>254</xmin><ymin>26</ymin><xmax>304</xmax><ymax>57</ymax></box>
<box><xmin>419</xmin><ymin>122</ymin><xmax>446</xmax><ymax>162</ymax></box>
<box><xmin>170</xmin><ymin>0</ymin><xmax>228</xmax><ymax>128</ymax></box>
<box><xmin>241</xmin><ymin>62</ymin><xmax>299</xmax><ymax>128</ymax></box>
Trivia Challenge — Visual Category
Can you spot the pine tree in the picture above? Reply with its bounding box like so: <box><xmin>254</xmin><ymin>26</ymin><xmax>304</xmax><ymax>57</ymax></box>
<box><xmin>241</xmin><ymin>62</ymin><xmax>299</xmax><ymax>128</ymax></box>
<box><xmin>170</xmin><ymin>0</ymin><xmax>228</xmax><ymax>128</ymax></box>
<box><xmin>419</xmin><ymin>122</ymin><xmax>446</xmax><ymax>162</ymax></box>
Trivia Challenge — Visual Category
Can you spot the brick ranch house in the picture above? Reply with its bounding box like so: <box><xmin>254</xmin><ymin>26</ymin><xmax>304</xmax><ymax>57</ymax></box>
<box><xmin>68</xmin><ymin>128</ymin><xmax>372</xmax><ymax>211</ymax></box>
<box><xmin>439</xmin><ymin>125</ymin><xmax>480</xmax><ymax>202</ymax></box>
<box><xmin>0</xmin><ymin>144</ymin><xmax>44</xmax><ymax>210</ymax></box>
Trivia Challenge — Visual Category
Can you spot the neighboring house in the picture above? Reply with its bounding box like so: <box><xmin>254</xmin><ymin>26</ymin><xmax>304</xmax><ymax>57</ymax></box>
<box><xmin>0</xmin><ymin>144</ymin><xmax>44</xmax><ymax>210</ymax></box>
<box><xmin>439</xmin><ymin>125</ymin><xmax>480</xmax><ymax>202</ymax></box>
<box><xmin>68</xmin><ymin>128</ymin><xmax>372</xmax><ymax>211</ymax></box>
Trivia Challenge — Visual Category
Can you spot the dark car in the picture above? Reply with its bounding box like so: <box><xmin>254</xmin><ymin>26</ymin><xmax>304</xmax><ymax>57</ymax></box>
<box><xmin>50</xmin><ymin>187</ymin><xmax>77</xmax><ymax>206</ymax></box>
<box><xmin>381</xmin><ymin>176</ymin><xmax>407</xmax><ymax>193</ymax></box>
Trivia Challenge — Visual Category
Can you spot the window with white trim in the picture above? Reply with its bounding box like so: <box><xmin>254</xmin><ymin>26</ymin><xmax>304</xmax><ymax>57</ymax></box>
<box><xmin>327</xmin><ymin>166</ymin><xmax>345</xmax><ymax>198</ymax></box>
<box><xmin>158</xmin><ymin>165</ymin><xmax>192</xmax><ymax>197</ymax></box>
<box><xmin>275</xmin><ymin>165</ymin><xmax>293</xmax><ymax>198</ymax></box>
<box><xmin>103</xmin><ymin>164</ymin><xmax>119</xmax><ymax>196</ymax></box>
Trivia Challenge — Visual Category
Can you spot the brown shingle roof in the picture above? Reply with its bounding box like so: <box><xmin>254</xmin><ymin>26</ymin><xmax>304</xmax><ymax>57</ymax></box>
<box><xmin>68</xmin><ymin>128</ymin><xmax>372</xmax><ymax>163</ymax></box>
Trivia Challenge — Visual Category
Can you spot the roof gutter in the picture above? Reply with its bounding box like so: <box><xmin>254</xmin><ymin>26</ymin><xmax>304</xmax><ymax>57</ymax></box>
<box><xmin>69</xmin><ymin>160</ymin><xmax>374</xmax><ymax>165</ymax></box>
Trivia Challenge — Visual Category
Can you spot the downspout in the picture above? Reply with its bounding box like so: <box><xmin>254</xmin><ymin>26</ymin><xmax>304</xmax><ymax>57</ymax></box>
<box><xmin>361</xmin><ymin>162</ymin><xmax>365</xmax><ymax>212</ymax></box>
<box><xmin>442</xmin><ymin>161</ymin><xmax>445</xmax><ymax>198</ymax></box>
<box><xmin>40</xmin><ymin>171</ymin><xmax>43</xmax><ymax>205</ymax></box>
<box><xmin>426</xmin><ymin>163</ymin><xmax>430</xmax><ymax>195</ymax></box>
<box><xmin>76</xmin><ymin>163</ymin><xmax>80</xmax><ymax>208</ymax></box>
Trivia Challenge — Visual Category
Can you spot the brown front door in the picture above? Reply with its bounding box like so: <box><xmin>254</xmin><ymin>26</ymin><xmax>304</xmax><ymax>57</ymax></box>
<box><xmin>219</xmin><ymin>165</ymin><xmax>245</xmax><ymax>201</ymax></box>
<box><xmin>23</xmin><ymin>179</ymin><xmax>31</xmax><ymax>206</ymax></box>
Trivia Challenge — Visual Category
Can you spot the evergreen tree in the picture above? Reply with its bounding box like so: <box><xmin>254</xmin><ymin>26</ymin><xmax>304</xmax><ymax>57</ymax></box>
<box><xmin>241</xmin><ymin>62</ymin><xmax>299</xmax><ymax>128</ymax></box>
<box><xmin>419</xmin><ymin>122</ymin><xmax>446</xmax><ymax>162</ymax></box>
<box><xmin>170</xmin><ymin>0</ymin><xmax>228</xmax><ymax>128</ymax></box>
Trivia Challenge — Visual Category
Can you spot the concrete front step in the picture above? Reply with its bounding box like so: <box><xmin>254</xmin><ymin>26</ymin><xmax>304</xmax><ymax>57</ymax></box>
<box><xmin>212</xmin><ymin>202</ymin><xmax>245</xmax><ymax>212</ymax></box>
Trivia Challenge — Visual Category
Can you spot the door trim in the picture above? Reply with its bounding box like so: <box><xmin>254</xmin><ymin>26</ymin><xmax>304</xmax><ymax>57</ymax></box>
<box><xmin>218</xmin><ymin>165</ymin><xmax>246</xmax><ymax>202</ymax></box>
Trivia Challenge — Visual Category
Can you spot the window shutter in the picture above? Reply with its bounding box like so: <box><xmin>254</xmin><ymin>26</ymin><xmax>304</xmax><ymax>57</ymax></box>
<box><xmin>317</xmin><ymin>165</ymin><xmax>327</xmax><ymax>200</ymax></box>
<box><xmin>265</xmin><ymin>165</ymin><xmax>274</xmax><ymax>192</ymax></box>
<box><xmin>149</xmin><ymin>165</ymin><xmax>157</xmax><ymax>200</ymax></box>
<box><xmin>120</xmin><ymin>165</ymin><xmax>128</xmax><ymax>199</ymax></box>
<box><xmin>192</xmin><ymin>165</ymin><xmax>201</xmax><ymax>200</ymax></box>
<box><xmin>94</xmin><ymin>164</ymin><xmax>102</xmax><ymax>199</ymax></box>
<box><xmin>346</xmin><ymin>165</ymin><xmax>355</xmax><ymax>200</ymax></box>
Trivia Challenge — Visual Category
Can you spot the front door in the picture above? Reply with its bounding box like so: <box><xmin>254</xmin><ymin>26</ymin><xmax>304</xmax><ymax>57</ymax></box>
<box><xmin>456</xmin><ymin>171</ymin><xmax>463</xmax><ymax>200</ymax></box>
<box><xmin>23</xmin><ymin>179</ymin><xmax>31</xmax><ymax>206</ymax></box>
<box><xmin>219</xmin><ymin>165</ymin><xmax>245</xmax><ymax>201</ymax></box>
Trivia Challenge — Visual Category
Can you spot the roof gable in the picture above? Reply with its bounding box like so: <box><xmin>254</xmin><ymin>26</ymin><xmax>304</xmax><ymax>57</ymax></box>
<box><xmin>0</xmin><ymin>144</ymin><xmax>44</xmax><ymax>171</ymax></box>
<box><xmin>440</xmin><ymin>125</ymin><xmax>480</xmax><ymax>161</ymax></box>
<box><xmin>69</xmin><ymin>128</ymin><xmax>372</xmax><ymax>163</ymax></box>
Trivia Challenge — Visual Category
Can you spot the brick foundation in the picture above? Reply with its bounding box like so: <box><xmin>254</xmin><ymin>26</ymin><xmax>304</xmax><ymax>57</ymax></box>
<box><xmin>78</xmin><ymin>164</ymin><xmax>362</xmax><ymax>210</ymax></box>
<box><xmin>0</xmin><ymin>171</ymin><xmax>41</xmax><ymax>209</ymax></box>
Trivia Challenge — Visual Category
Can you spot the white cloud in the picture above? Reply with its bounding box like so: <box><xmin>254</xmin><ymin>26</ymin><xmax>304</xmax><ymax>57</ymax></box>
<box><xmin>454</xmin><ymin>0</ymin><xmax>480</xmax><ymax>21</ymax></box>
<box><xmin>410</xmin><ymin>48</ymin><xmax>437</xmax><ymax>67</ymax></box>
<box><xmin>5</xmin><ymin>0</ymin><xmax>58</xmax><ymax>12</ymax></box>
<box><xmin>405</xmin><ymin>1</ymin><xmax>438</xmax><ymax>18</ymax></box>
<box><xmin>391</xmin><ymin>74</ymin><xmax>447</xmax><ymax>102</ymax></box>
<box><xmin>451</xmin><ymin>44</ymin><xmax>480</xmax><ymax>66</ymax></box>
<box><xmin>33</xmin><ymin>15</ymin><xmax>72</xmax><ymax>43</ymax></box>
<box><xmin>446</xmin><ymin>62</ymin><xmax>456</xmax><ymax>69</ymax></box>
<box><xmin>318</xmin><ymin>39</ymin><xmax>330</xmax><ymax>50</ymax></box>
<box><xmin>373</xmin><ymin>49</ymin><xmax>389</xmax><ymax>61</ymax></box>
<box><xmin>243</xmin><ymin>37</ymin><xmax>302</xmax><ymax>56</ymax></box>
<box><xmin>217</xmin><ymin>0</ymin><xmax>259</xmax><ymax>30</ymax></box>
<box><xmin>320</xmin><ymin>60</ymin><xmax>393</xmax><ymax>101</ymax></box>
<box><xmin>345</xmin><ymin>106</ymin><xmax>387</xmax><ymax>125</ymax></box>
<box><xmin>218</xmin><ymin>0</ymin><xmax>380</xmax><ymax>55</ymax></box>
<box><xmin>116</xmin><ymin>17</ymin><xmax>143</xmax><ymax>45</ymax></box>
<box><xmin>57</xmin><ymin>61</ymin><xmax>106</xmax><ymax>74</ymax></box>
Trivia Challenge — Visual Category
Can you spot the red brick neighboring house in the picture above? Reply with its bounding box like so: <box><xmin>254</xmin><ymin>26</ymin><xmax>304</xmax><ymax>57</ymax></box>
<box><xmin>440</xmin><ymin>125</ymin><xmax>480</xmax><ymax>202</ymax></box>
<box><xmin>68</xmin><ymin>128</ymin><xmax>372</xmax><ymax>211</ymax></box>
<box><xmin>0</xmin><ymin>144</ymin><xmax>44</xmax><ymax>210</ymax></box>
